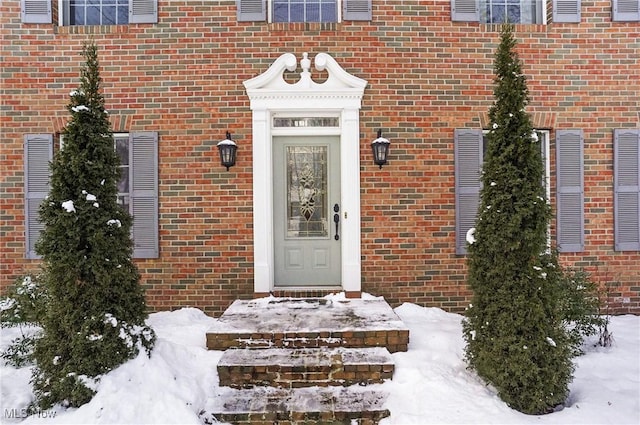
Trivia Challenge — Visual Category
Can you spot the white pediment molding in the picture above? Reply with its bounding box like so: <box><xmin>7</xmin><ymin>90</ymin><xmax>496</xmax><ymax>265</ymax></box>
<box><xmin>244</xmin><ymin>53</ymin><xmax>367</xmax><ymax>106</ymax></box>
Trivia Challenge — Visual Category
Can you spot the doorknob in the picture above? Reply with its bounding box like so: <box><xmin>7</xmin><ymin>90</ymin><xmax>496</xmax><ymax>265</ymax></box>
<box><xmin>333</xmin><ymin>203</ymin><xmax>340</xmax><ymax>241</ymax></box>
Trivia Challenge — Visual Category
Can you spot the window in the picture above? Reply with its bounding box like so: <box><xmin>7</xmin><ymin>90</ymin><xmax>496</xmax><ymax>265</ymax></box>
<box><xmin>24</xmin><ymin>132</ymin><xmax>158</xmax><ymax>259</ymax></box>
<box><xmin>61</xmin><ymin>0</ymin><xmax>129</xmax><ymax>26</ymax></box>
<box><xmin>115</xmin><ymin>134</ymin><xmax>131</xmax><ymax>210</ymax></box>
<box><xmin>451</xmin><ymin>0</ymin><xmax>581</xmax><ymax>23</ymax></box>
<box><xmin>237</xmin><ymin>0</ymin><xmax>372</xmax><ymax>22</ymax></box>
<box><xmin>481</xmin><ymin>0</ymin><xmax>544</xmax><ymax>24</ymax></box>
<box><xmin>21</xmin><ymin>0</ymin><xmax>157</xmax><ymax>24</ymax></box>
<box><xmin>52</xmin><ymin>0</ymin><xmax>156</xmax><ymax>25</ymax></box>
<box><xmin>454</xmin><ymin>129</ymin><xmax>550</xmax><ymax>254</ymax></box>
<box><xmin>273</xmin><ymin>0</ymin><xmax>337</xmax><ymax>22</ymax></box>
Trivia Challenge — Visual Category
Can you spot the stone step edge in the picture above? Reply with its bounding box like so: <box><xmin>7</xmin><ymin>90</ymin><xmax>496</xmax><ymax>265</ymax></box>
<box><xmin>206</xmin><ymin>329</ymin><xmax>409</xmax><ymax>353</ymax></box>
<box><xmin>199</xmin><ymin>386</ymin><xmax>390</xmax><ymax>424</ymax></box>
<box><xmin>218</xmin><ymin>347</ymin><xmax>394</xmax><ymax>388</ymax></box>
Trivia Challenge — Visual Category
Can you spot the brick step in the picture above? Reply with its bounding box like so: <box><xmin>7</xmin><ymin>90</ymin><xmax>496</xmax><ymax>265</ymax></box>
<box><xmin>206</xmin><ymin>298</ymin><xmax>409</xmax><ymax>353</ymax></box>
<box><xmin>199</xmin><ymin>386</ymin><xmax>390</xmax><ymax>425</ymax></box>
<box><xmin>218</xmin><ymin>347</ymin><xmax>394</xmax><ymax>389</ymax></box>
<box><xmin>207</xmin><ymin>328</ymin><xmax>408</xmax><ymax>352</ymax></box>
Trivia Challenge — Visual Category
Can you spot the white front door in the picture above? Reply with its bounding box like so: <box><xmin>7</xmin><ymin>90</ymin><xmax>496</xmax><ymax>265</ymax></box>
<box><xmin>273</xmin><ymin>136</ymin><xmax>341</xmax><ymax>286</ymax></box>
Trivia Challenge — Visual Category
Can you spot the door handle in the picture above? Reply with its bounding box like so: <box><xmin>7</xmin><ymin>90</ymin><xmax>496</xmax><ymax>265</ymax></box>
<box><xmin>333</xmin><ymin>203</ymin><xmax>340</xmax><ymax>241</ymax></box>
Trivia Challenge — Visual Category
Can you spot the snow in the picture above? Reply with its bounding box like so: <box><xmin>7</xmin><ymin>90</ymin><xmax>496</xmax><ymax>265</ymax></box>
<box><xmin>1</xmin><ymin>302</ymin><xmax>638</xmax><ymax>424</ymax></box>
<box><xmin>61</xmin><ymin>200</ymin><xmax>75</xmax><ymax>213</ymax></box>
<box><xmin>208</xmin><ymin>294</ymin><xmax>407</xmax><ymax>334</ymax></box>
<box><xmin>217</xmin><ymin>139</ymin><xmax>237</xmax><ymax>146</ymax></box>
<box><xmin>466</xmin><ymin>227</ymin><xmax>476</xmax><ymax>245</ymax></box>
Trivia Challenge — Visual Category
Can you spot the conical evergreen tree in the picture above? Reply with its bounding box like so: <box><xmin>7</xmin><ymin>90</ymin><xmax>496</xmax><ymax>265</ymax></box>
<box><xmin>32</xmin><ymin>42</ymin><xmax>155</xmax><ymax>409</ymax></box>
<box><xmin>462</xmin><ymin>24</ymin><xmax>574</xmax><ymax>415</ymax></box>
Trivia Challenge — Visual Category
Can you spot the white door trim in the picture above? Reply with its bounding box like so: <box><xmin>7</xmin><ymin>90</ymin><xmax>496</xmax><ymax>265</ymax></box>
<box><xmin>244</xmin><ymin>52</ymin><xmax>367</xmax><ymax>294</ymax></box>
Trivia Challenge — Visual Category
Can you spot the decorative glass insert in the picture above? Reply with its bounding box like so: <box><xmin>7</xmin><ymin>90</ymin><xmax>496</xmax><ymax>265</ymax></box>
<box><xmin>273</xmin><ymin>0</ymin><xmax>338</xmax><ymax>23</ymax></box>
<box><xmin>480</xmin><ymin>0</ymin><xmax>543</xmax><ymax>24</ymax></box>
<box><xmin>273</xmin><ymin>117</ymin><xmax>340</xmax><ymax>128</ymax></box>
<box><xmin>63</xmin><ymin>0</ymin><xmax>129</xmax><ymax>26</ymax></box>
<box><xmin>286</xmin><ymin>146</ymin><xmax>328</xmax><ymax>238</ymax></box>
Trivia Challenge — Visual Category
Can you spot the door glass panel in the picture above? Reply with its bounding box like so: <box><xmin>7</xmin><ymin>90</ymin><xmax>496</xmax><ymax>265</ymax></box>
<box><xmin>286</xmin><ymin>146</ymin><xmax>328</xmax><ymax>238</ymax></box>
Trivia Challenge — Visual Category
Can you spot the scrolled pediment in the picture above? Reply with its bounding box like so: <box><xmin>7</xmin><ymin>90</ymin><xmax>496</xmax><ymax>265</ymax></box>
<box><xmin>244</xmin><ymin>52</ymin><xmax>367</xmax><ymax>106</ymax></box>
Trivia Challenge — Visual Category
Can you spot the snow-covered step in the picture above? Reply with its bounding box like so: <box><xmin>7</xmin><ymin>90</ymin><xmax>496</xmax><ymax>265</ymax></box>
<box><xmin>206</xmin><ymin>298</ymin><xmax>409</xmax><ymax>353</ymax></box>
<box><xmin>200</xmin><ymin>386</ymin><xmax>390</xmax><ymax>424</ymax></box>
<box><xmin>217</xmin><ymin>347</ymin><xmax>394</xmax><ymax>389</ymax></box>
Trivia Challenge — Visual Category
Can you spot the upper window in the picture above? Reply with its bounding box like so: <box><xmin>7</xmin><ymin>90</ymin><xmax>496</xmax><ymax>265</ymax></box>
<box><xmin>451</xmin><ymin>0</ymin><xmax>583</xmax><ymax>23</ymax></box>
<box><xmin>61</xmin><ymin>0</ymin><xmax>129</xmax><ymax>26</ymax></box>
<box><xmin>20</xmin><ymin>0</ymin><xmax>157</xmax><ymax>25</ymax></box>
<box><xmin>273</xmin><ymin>0</ymin><xmax>337</xmax><ymax>22</ymax></box>
<box><xmin>237</xmin><ymin>0</ymin><xmax>372</xmax><ymax>22</ymax></box>
<box><xmin>481</xmin><ymin>0</ymin><xmax>544</xmax><ymax>24</ymax></box>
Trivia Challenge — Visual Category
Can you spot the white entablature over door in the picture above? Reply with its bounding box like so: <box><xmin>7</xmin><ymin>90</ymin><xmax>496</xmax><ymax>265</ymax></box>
<box><xmin>244</xmin><ymin>52</ymin><xmax>367</xmax><ymax>295</ymax></box>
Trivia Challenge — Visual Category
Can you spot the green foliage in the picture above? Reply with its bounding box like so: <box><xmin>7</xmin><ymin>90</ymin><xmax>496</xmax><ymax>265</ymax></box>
<box><xmin>463</xmin><ymin>24</ymin><xmax>574</xmax><ymax>415</ymax></box>
<box><xmin>31</xmin><ymin>42</ymin><xmax>155</xmax><ymax>410</ymax></box>
<box><xmin>0</xmin><ymin>274</ymin><xmax>47</xmax><ymax>367</ymax></box>
<box><xmin>1</xmin><ymin>274</ymin><xmax>47</xmax><ymax>327</ymax></box>
<box><xmin>1</xmin><ymin>334</ymin><xmax>37</xmax><ymax>368</ymax></box>
<box><xmin>547</xmin><ymin>259</ymin><xmax>607</xmax><ymax>354</ymax></box>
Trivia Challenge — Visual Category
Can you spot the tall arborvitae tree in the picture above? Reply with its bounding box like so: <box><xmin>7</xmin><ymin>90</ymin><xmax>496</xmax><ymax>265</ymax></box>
<box><xmin>462</xmin><ymin>24</ymin><xmax>574</xmax><ymax>415</ymax></box>
<box><xmin>32</xmin><ymin>42</ymin><xmax>155</xmax><ymax>409</ymax></box>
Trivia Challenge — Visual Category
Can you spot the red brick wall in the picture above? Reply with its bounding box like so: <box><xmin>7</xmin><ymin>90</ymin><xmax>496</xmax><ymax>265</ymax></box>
<box><xmin>1</xmin><ymin>1</ymin><xmax>638</xmax><ymax>316</ymax></box>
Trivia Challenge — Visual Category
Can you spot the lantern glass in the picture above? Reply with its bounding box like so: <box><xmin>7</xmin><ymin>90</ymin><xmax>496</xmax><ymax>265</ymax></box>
<box><xmin>371</xmin><ymin>132</ymin><xmax>390</xmax><ymax>169</ymax></box>
<box><xmin>218</xmin><ymin>144</ymin><xmax>237</xmax><ymax>170</ymax></box>
<box><xmin>217</xmin><ymin>132</ymin><xmax>237</xmax><ymax>171</ymax></box>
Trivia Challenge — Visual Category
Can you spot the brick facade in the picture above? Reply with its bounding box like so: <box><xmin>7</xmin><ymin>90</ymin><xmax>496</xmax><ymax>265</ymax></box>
<box><xmin>1</xmin><ymin>1</ymin><xmax>639</xmax><ymax>316</ymax></box>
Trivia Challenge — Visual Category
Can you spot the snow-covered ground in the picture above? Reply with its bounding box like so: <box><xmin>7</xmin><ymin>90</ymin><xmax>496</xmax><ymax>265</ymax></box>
<box><xmin>1</xmin><ymin>295</ymin><xmax>638</xmax><ymax>424</ymax></box>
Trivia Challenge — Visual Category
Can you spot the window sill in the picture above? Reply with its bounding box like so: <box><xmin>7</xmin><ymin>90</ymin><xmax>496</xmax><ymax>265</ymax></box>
<box><xmin>480</xmin><ymin>23</ymin><xmax>549</xmax><ymax>32</ymax></box>
<box><xmin>54</xmin><ymin>24</ymin><xmax>132</xmax><ymax>35</ymax></box>
<box><xmin>268</xmin><ymin>22</ymin><xmax>341</xmax><ymax>32</ymax></box>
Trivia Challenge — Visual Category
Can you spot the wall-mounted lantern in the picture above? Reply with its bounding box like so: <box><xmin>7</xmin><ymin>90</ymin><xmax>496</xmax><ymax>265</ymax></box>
<box><xmin>217</xmin><ymin>131</ymin><xmax>237</xmax><ymax>171</ymax></box>
<box><xmin>371</xmin><ymin>129</ymin><xmax>390</xmax><ymax>169</ymax></box>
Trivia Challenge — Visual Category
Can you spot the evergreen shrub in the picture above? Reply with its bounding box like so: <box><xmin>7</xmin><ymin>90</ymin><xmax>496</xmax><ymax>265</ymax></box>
<box><xmin>30</xmin><ymin>42</ymin><xmax>155</xmax><ymax>409</ymax></box>
<box><xmin>462</xmin><ymin>23</ymin><xmax>574</xmax><ymax>415</ymax></box>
